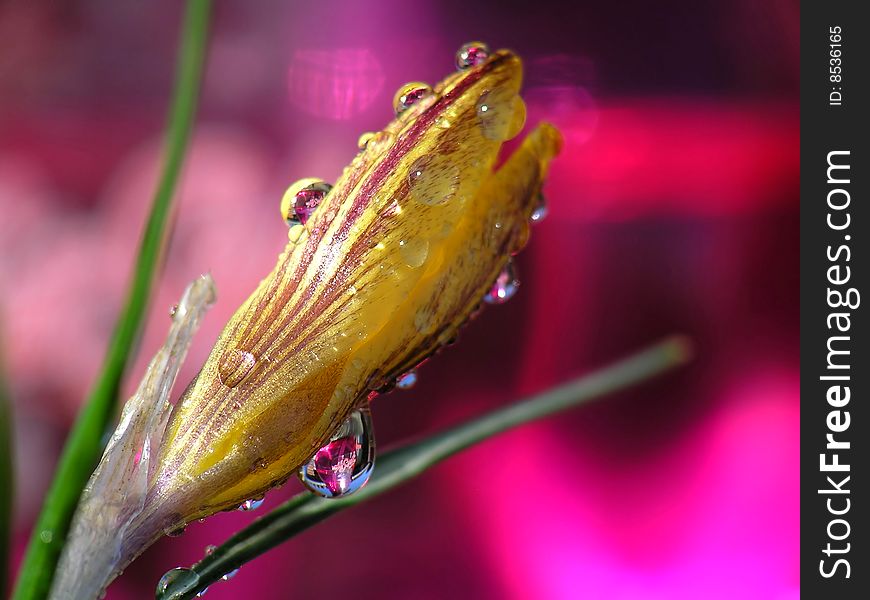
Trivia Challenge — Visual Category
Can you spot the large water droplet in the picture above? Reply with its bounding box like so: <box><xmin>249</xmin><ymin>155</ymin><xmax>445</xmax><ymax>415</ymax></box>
<box><xmin>477</xmin><ymin>89</ymin><xmax>526</xmax><ymax>141</ymax></box>
<box><xmin>298</xmin><ymin>406</ymin><xmax>375</xmax><ymax>498</ymax></box>
<box><xmin>455</xmin><ymin>41</ymin><xmax>490</xmax><ymax>70</ymax></box>
<box><xmin>407</xmin><ymin>156</ymin><xmax>460</xmax><ymax>206</ymax></box>
<box><xmin>399</xmin><ymin>238</ymin><xmax>430</xmax><ymax>268</ymax></box>
<box><xmin>393</xmin><ymin>82</ymin><xmax>433</xmax><ymax>115</ymax></box>
<box><xmin>281</xmin><ymin>179</ymin><xmax>332</xmax><ymax>226</ymax></box>
<box><xmin>218</xmin><ymin>348</ymin><xmax>257</xmax><ymax>388</ymax></box>
<box><xmin>280</xmin><ymin>178</ymin><xmax>332</xmax><ymax>226</ymax></box>
<box><xmin>484</xmin><ymin>261</ymin><xmax>520</xmax><ymax>304</ymax></box>
<box><xmin>238</xmin><ymin>497</ymin><xmax>264</xmax><ymax>511</ymax></box>
<box><xmin>531</xmin><ymin>192</ymin><xmax>548</xmax><ymax>222</ymax></box>
<box><xmin>156</xmin><ymin>568</ymin><xmax>199</xmax><ymax>597</ymax></box>
<box><xmin>396</xmin><ymin>370</ymin><xmax>417</xmax><ymax>390</ymax></box>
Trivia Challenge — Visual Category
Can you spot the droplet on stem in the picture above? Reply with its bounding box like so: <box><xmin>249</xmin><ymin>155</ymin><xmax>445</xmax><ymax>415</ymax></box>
<box><xmin>156</xmin><ymin>568</ymin><xmax>199</xmax><ymax>597</ymax></box>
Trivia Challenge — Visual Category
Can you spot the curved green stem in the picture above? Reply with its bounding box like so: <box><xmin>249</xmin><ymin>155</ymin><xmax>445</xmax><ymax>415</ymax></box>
<box><xmin>1</xmin><ymin>361</ymin><xmax>13</xmax><ymax>596</ymax></box>
<box><xmin>158</xmin><ymin>336</ymin><xmax>691</xmax><ymax>600</ymax></box>
<box><xmin>11</xmin><ymin>2</ymin><xmax>212</xmax><ymax>598</ymax></box>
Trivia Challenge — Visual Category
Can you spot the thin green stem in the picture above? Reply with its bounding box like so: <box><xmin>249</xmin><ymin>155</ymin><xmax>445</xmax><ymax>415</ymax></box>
<box><xmin>11</xmin><ymin>2</ymin><xmax>212</xmax><ymax>598</ymax></box>
<box><xmin>1</xmin><ymin>361</ymin><xmax>13</xmax><ymax>596</ymax></box>
<box><xmin>158</xmin><ymin>336</ymin><xmax>691</xmax><ymax>600</ymax></box>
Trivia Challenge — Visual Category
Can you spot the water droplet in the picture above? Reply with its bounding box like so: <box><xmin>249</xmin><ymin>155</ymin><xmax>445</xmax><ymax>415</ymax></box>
<box><xmin>238</xmin><ymin>498</ymin><xmax>264</xmax><ymax>511</ymax></box>
<box><xmin>477</xmin><ymin>89</ymin><xmax>526</xmax><ymax>141</ymax></box>
<box><xmin>396</xmin><ymin>370</ymin><xmax>417</xmax><ymax>389</ymax></box>
<box><xmin>357</xmin><ymin>131</ymin><xmax>376</xmax><ymax>149</ymax></box>
<box><xmin>169</xmin><ymin>304</ymin><xmax>179</xmax><ymax>319</ymax></box>
<box><xmin>393</xmin><ymin>82</ymin><xmax>433</xmax><ymax>115</ymax></box>
<box><xmin>221</xmin><ymin>568</ymin><xmax>240</xmax><ymax>581</ymax></box>
<box><xmin>399</xmin><ymin>238</ymin><xmax>430</xmax><ymax>268</ymax></box>
<box><xmin>39</xmin><ymin>530</ymin><xmax>53</xmax><ymax>544</ymax></box>
<box><xmin>407</xmin><ymin>157</ymin><xmax>460</xmax><ymax>206</ymax></box>
<box><xmin>280</xmin><ymin>178</ymin><xmax>332</xmax><ymax>225</ymax></box>
<box><xmin>205</xmin><ymin>545</ymin><xmax>217</xmax><ymax>555</ymax></box>
<box><xmin>455</xmin><ymin>41</ymin><xmax>490</xmax><ymax>69</ymax></box>
<box><xmin>531</xmin><ymin>192</ymin><xmax>548</xmax><ymax>222</ymax></box>
<box><xmin>288</xmin><ymin>223</ymin><xmax>307</xmax><ymax>245</ymax></box>
<box><xmin>166</xmin><ymin>525</ymin><xmax>187</xmax><ymax>537</ymax></box>
<box><xmin>218</xmin><ymin>348</ymin><xmax>257</xmax><ymax>388</ymax></box>
<box><xmin>298</xmin><ymin>406</ymin><xmax>375</xmax><ymax>498</ymax></box>
<box><xmin>484</xmin><ymin>261</ymin><xmax>520</xmax><ymax>304</ymax></box>
<box><xmin>157</xmin><ymin>568</ymin><xmax>199</xmax><ymax>597</ymax></box>
<box><xmin>196</xmin><ymin>587</ymin><xmax>209</xmax><ymax>598</ymax></box>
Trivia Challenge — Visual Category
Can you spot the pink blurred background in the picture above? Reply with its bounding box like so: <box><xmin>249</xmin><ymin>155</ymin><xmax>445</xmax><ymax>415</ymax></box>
<box><xmin>0</xmin><ymin>1</ymin><xmax>799</xmax><ymax>598</ymax></box>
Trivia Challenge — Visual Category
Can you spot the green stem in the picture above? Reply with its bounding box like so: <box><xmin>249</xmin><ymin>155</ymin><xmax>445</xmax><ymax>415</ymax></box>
<box><xmin>158</xmin><ymin>336</ymin><xmax>691</xmax><ymax>600</ymax></box>
<box><xmin>11</xmin><ymin>2</ymin><xmax>212</xmax><ymax>598</ymax></box>
<box><xmin>1</xmin><ymin>361</ymin><xmax>13</xmax><ymax>596</ymax></box>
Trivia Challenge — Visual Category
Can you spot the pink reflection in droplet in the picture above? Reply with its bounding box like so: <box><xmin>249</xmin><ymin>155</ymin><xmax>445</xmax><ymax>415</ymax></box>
<box><xmin>286</xmin><ymin>48</ymin><xmax>385</xmax><ymax>120</ymax></box>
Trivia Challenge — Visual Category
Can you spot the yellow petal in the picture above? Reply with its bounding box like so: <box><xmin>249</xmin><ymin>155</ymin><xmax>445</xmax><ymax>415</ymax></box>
<box><xmin>148</xmin><ymin>49</ymin><xmax>562</xmax><ymax>525</ymax></box>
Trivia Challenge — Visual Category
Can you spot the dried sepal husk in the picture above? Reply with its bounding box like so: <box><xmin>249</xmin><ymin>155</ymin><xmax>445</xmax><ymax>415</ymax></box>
<box><xmin>49</xmin><ymin>275</ymin><xmax>216</xmax><ymax>599</ymax></box>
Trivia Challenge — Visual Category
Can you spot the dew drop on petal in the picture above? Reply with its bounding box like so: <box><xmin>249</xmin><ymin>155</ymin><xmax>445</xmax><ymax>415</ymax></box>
<box><xmin>293</xmin><ymin>181</ymin><xmax>332</xmax><ymax>225</ymax></box>
<box><xmin>288</xmin><ymin>223</ymin><xmax>307</xmax><ymax>245</ymax></box>
<box><xmin>218</xmin><ymin>348</ymin><xmax>257</xmax><ymax>388</ymax></box>
<box><xmin>357</xmin><ymin>131</ymin><xmax>376</xmax><ymax>150</ymax></box>
<box><xmin>238</xmin><ymin>498</ymin><xmax>264</xmax><ymax>511</ymax></box>
<box><xmin>280</xmin><ymin>179</ymin><xmax>332</xmax><ymax>225</ymax></box>
<box><xmin>166</xmin><ymin>526</ymin><xmax>187</xmax><ymax>538</ymax></box>
<box><xmin>531</xmin><ymin>192</ymin><xmax>548</xmax><ymax>222</ymax></box>
<box><xmin>399</xmin><ymin>238</ymin><xmax>430</xmax><ymax>268</ymax></box>
<box><xmin>484</xmin><ymin>261</ymin><xmax>520</xmax><ymax>304</ymax></box>
<box><xmin>455</xmin><ymin>41</ymin><xmax>490</xmax><ymax>70</ymax></box>
<box><xmin>393</xmin><ymin>82</ymin><xmax>433</xmax><ymax>115</ymax></box>
<box><xmin>396</xmin><ymin>370</ymin><xmax>418</xmax><ymax>389</ymax></box>
<box><xmin>477</xmin><ymin>89</ymin><xmax>526</xmax><ymax>141</ymax></box>
<box><xmin>407</xmin><ymin>156</ymin><xmax>460</xmax><ymax>206</ymax></box>
<box><xmin>298</xmin><ymin>406</ymin><xmax>376</xmax><ymax>498</ymax></box>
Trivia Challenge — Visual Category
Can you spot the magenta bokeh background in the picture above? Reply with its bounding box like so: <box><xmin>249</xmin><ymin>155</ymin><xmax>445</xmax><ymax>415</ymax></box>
<box><xmin>0</xmin><ymin>1</ymin><xmax>799</xmax><ymax>598</ymax></box>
